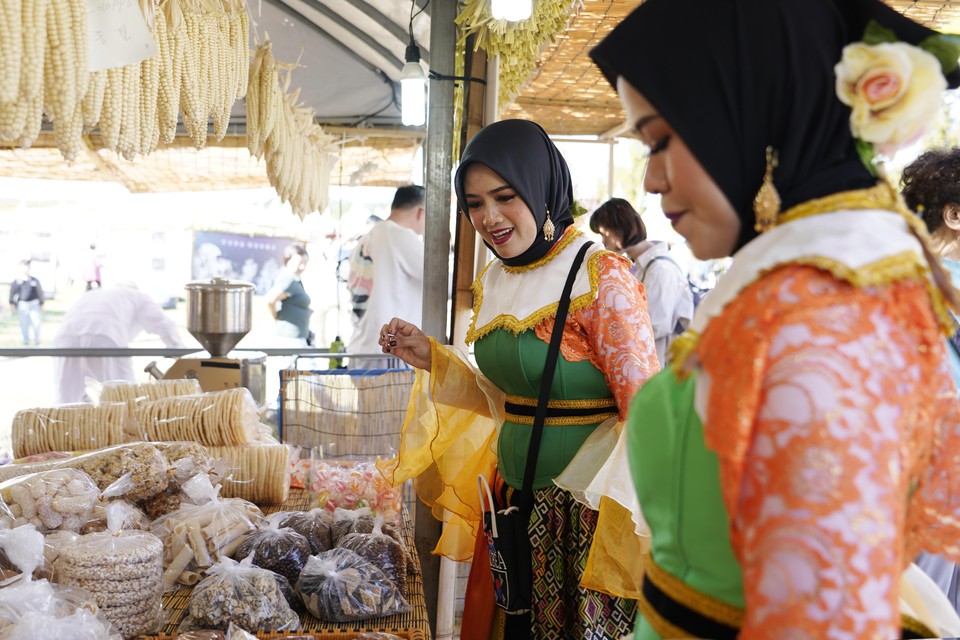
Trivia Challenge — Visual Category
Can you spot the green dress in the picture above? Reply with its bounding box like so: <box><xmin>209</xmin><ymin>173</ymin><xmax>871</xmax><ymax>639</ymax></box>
<box><xmin>475</xmin><ymin>327</ymin><xmax>636</xmax><ymax>639</ymax></box>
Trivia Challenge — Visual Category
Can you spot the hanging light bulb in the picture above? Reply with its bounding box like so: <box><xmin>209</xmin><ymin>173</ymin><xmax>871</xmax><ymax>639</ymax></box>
<box><xmin>491</xmin><ymin>0</ymin><xmax>533</xmax><ymax>21</ymax></box>
<box><xmin>400</xmin><ymin>42</ymin><xmax>426</xmax><ymax>127</ymax></box>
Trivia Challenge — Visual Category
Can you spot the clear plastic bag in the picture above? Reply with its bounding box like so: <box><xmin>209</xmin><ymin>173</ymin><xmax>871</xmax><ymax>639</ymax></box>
<box><xmin>11</xmin><ymin>402</ymin><xmax>130</xmax><ymax>458</ymax></box>
<box><xmin>149</xmin><ymin>475</ymin><xmax>263</xmax><ymax>590</ymax></box>
<box><xmin>275</xmin><ymin>509</ymin><xmax>334</xmax><ymax>555</ymax></box>
<box><xmin>179</xmin><ymin>555</ymin><xmax>300</xmax><ymax>632</ymax></box>
<box><xmin>331</xmin><ymin>507</ymin><xmax>403</xmax><ymax>549</ymax></box>
<box><xmin>296</xmin><ymin>548</ymin><xmax>410</xmax><ymax>622</ymax></box>
<box><xmin>0</xmin><ymin>468</ymin><xmax>100</xmax><ymax>532</ymax></box>
<box><xmin>232</xmin><ymin>521</ymin><xmax>311</xmax><ymax>584</ymax></box>
<box><xmin>338</xmin><ymin>516</ymin><xmax>408</xmax><ymax>598</ymax></box>
<box><xmin>356</xmin><ymin>634</ymin><xmax>406</xmax><ymax>640</ymax></box>
<box><xmin>132</xmin><ymin>388</ymin><xmax>260</xmax><ymax>447</ymax></box>
<box><xmin>310</xmin><ymin>460</ymin><xmax>402</xmax><ymax>520</ymax></box>
<box><xmin>0</xmin><ymin>524</ymin><xmax>121</xmax><ymax>640</ymax></box>
<box><xmin>140</xmin><ymin>442</ymin><xmax>224</xmax><ymax>519</ymax></box>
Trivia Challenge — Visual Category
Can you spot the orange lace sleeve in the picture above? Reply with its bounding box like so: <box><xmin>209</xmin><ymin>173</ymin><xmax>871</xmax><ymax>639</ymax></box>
<box><xmin>698</xmin><ymin>265</ymin><xmax>950</xmax><ymax>638</ymax></box>
<box><xmin>536</xmin><ymin>252</ymin><xmax>660</xmax><ymax>417</ymax></box>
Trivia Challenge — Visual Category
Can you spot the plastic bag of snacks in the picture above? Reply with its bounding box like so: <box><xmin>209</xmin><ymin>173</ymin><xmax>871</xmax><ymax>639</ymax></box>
<box><xmin>296</xmin><ymin>548</ymin><xmax>409</xmax><ymax>622</ymax></box>
<box><xmin>272</xmin><ymin>509</ymin><xmax>334</xmax><ymax>555</ymax></box>
<box><xmin>150</xmin><ymin>475</ymin><xmax>263</xmax><ymax>590</ymax></box>
<box><xmin>310</xmin><ymin>461</ymin><xmax>402</xmax><ymax>520</ymax></box>
<box><xmin>133</xmin><ymin>388</ymin><xmax>260</xmax><ymax>447</ymax></box>
<box><xmin>231</xmin><ymin>521</ymin><xmax>311</xmax><ymax>585</ymax></box>
<box><xmin>337</xmin><ymin>516</ymin><xmax>408</xmax><ymax>597</ymax></box>
<box><xmin>178</xmin><ymin>555</ymin><xmax>300</xmax><ymax>632</ymax></box>
<box><xmin>11</xmin><ymin>402</ymin><xmax>129</xmax><ymax>458</ymax></box>
<box><xmin>58</xmin><ymin>503</ymin><xmax>164</xmax><ymax>639</ymax></box>
<box><xmin>0</xmin><ymin>524</ymin><xmax>121</xmax><ymax>639</ymax></box>
<box><xmin>331</xmin><ymin>507</ymin><xmax>403</xmax><ymax>549</ymax></box>
<box><xmin>0</xmin><ymin>468</ymin><xmax>132</xmax><ymax>533</ymax></box>
<box><xmin>356</xmin><ymin>634</ymin><xmax>406</xmax><ymax>640</ymax></box>
<box><xmin>139</xmin><ymin>442</ymin><xmax>224</xmax><ymax>519</ymax></box>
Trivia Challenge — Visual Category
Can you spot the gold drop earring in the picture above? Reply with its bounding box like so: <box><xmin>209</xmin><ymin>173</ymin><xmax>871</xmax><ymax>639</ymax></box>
<box><xmin>753</xmin><ymin>146</ymin><xmax>781</xmax><ymax>233</ymax></box>
<box><xmin>542</xmin><ymin>208</ymin><xmax>555</xmax><ymax>242</ymax></box>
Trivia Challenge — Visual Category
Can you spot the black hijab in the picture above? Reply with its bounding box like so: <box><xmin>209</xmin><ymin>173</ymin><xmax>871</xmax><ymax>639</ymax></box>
<box><xmin>454</xmin><ymin>119</ymin><xmax>576</xmax><ymax>267</ymax></box>
<box><xmin>590</xmin><ymin>0</ymin><xmax>960</xmax><ymax>252</ymax></box>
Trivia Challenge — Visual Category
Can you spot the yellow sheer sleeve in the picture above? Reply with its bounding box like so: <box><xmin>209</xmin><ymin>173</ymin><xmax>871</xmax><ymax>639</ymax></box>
<box><xmin>376</xmin><ymin>337</ymin><xmax>504</xmax><ymax>560</ymax></box>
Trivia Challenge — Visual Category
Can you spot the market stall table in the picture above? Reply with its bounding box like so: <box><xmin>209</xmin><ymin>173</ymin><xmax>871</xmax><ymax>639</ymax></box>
<box><xmin>139</xmin><ymin>488</ymin><xmax>431</xmax><ymax>640</ymax></box>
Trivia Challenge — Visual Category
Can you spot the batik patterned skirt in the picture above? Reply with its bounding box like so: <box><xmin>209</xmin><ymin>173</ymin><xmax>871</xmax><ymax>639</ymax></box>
<box><xmin>492</xmin><ymin>484</ymin><xmax>637</xmax><ymax>640</ymax></box>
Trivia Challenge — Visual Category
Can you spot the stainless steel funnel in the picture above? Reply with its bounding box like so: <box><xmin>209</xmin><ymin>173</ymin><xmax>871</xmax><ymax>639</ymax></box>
<box><xmin>185</xmin><ymin>277</ymin><xmax>254</xmax><ymax>356</ymax></box>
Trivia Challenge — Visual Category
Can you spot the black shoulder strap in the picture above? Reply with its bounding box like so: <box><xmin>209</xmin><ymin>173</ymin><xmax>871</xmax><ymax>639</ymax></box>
<box><xmin>520</xmin><ymin>241</ymin><xmax>594</xmax><ymax>497</ymax></box>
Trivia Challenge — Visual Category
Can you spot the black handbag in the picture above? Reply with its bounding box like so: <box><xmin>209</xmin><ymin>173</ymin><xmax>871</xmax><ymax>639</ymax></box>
<box><xmin>477</xmin><ymin>241</ymin><xmax>593</xmax><ymax>615</ymax></box>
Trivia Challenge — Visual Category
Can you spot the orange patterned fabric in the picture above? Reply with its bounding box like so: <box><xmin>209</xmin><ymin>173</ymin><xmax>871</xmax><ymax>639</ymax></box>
<box><xmin>534</xmin><ymin>251</ymin><xmax>660</xmax><ymax>417</ymax></box>
<box><xmin>698</xmin><ymin>264</ymin><xmax>960</xmax><ymax>638</ymax></box>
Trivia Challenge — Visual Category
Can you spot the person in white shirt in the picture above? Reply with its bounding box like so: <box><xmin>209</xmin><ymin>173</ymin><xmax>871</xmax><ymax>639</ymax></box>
<box><xmin>347</xmin><ymin>185</ymin><xmax>425</xmax><ymax>369</ymax></box>
<box><xmin>590</xmin><ymin>197</ymin><xmax>694</xmax><ymax>366</ymax></box>
<box><xmin>52</xmin><ymin>284</ymin><xmax>187</xmax><ymax>403</ymax></box>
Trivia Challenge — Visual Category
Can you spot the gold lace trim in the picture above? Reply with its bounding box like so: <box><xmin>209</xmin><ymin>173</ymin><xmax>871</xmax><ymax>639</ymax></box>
<box><xmin>505</xmin><ymin>394</ymin><xmax>615</xmax><ymax>409</ymax></box>
<box><xmin>501</xmin><ymin>227</ymin><xmax>582</xmax><ymax>274</ymax></box>
<box><xmin>465</xmin><ymin>246</ymin><xmax>603</xmax><ymax>344</ymax></box>
<box><xmin>642</xmin><ymin>554</ymin><xmax>744</xmax><ymax>629</ymax></box>
<box><xmin>671</xmin><ymin>251</ymin><xmax>942</xmax><ymax>374</ymax></box>
<box><xmin>504</xmin><ymin>411</ymin><xmax>619</xmax><ymax>426</ymax></box>
<box><xmin>777</xmin><ymin>183</ymin><xmax>906</xmax><ymax>226</ymax></box>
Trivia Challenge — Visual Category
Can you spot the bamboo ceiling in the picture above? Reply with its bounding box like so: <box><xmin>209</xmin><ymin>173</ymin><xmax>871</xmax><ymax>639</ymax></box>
<box><xmin>501</xmin><ymin>0</ymin><xmax>960</xmax><ymax>136</ymax></box>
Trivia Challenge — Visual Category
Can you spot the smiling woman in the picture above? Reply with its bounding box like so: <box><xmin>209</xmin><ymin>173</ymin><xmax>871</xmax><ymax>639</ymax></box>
<box><xmin>375</xmin><ymin>119</ymin><xmax>660</xmax><ymax>640</ymax></box>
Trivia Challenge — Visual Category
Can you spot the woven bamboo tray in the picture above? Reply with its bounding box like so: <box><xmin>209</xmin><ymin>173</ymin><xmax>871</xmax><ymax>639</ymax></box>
<box><xmin>139</xmin><ymin>489</ymin><xmax>431</xmax><ymax>640</ymax></box>
<box><xmin>140</xmin><ymin>631</ymin><xmax>425</xmax><ymax>639</ymax></box>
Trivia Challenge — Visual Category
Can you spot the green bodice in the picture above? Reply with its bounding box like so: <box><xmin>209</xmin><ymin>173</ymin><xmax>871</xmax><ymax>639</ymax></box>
<box><xmin>627</xmin><ymin>367</ymin><xmax>743</xmax><ymax>639</ymax></box>
<box><xmin>475</xmin><ymin>328</ymin><xmax>613</xmax><ymax>489</ymax></box>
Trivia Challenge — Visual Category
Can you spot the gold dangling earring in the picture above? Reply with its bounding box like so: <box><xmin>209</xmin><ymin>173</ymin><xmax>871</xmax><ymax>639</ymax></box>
<box><xmin>542</xmin><ymin>208</ymin><xmax>555</xmax><ymax>242</ymax></box>
<box><xmin>753</xmin><ymin>146</ymin><xmax>781</xmax><ymax>233</ymax></box>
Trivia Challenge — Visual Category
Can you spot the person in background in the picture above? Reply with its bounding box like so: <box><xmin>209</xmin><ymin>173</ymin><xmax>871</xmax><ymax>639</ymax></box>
<box><xmin>85</xmin><ymin>243</ymin><xmax>102</xmax><ymax>290</ymax></box>
<box><xmin>591</xmin><ymin>0</ymin><xmax>960</xmax><ymax>636</ymax></box>
<box><xmin>266</xmin><ymin>244</ymin><xmax>312</xmax><ymax>346</ymax></box>
<box><xmin>590</xmin><ymin>197</ymin><xmax>694</xmax><ymax>366</ymax></box>
<box><xmin>52</xmin><ymin>283</ymin><xmax>187</xmax><ymax>403</ymax></box>
<box><xmin>901</xmin><ymin>146</ymin><xmax>960</xmax><ymax>611</ymax></box>
<box><xmin>347</xmin><ymin>185</ymin><xmax>425</xmax><ymax>369</ymax></box>
<box><xmin>9</xmin><ymin>259</ymin><xmax>44</xmax><ymax>346</ymax></box>
<box><xmin>377</xmin><ymin>120</ymin><xmax>658</xmax><ymax>639</ymax></box>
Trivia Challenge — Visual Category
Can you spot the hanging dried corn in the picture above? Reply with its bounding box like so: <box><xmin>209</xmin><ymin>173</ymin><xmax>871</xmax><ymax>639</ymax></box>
<box><xmin>247</xmin><ymin>37</ymin><xmax>340</xmax><ymax>220</ymax></box>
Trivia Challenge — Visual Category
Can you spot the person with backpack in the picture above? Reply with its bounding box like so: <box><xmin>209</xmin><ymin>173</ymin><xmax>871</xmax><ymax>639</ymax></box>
<box><xmin>590</xmin><ymin>197</ymin><xmax>694</xmax><ymax>366</ymax></box>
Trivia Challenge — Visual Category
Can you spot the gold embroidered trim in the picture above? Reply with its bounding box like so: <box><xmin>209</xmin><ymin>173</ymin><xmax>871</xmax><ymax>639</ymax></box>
<box><xmin>465</xmin><ymin>245</ymin><xmax>606</xmax><ymax>344</ymax></box>
<box><xmin>901</xmin><ymin>614</ymin><xmax>937</xmax><ymax>639</ymax></box>
<box><xmin>644</xmin><ymin>554</ymin><xmax>745</xmax><ymax>628</ymax></box>
<box><xmin>776</xmin><ymin>183</ymin><xmax>905</xmax><ymax>226</ymax></box>
<box><xmin>636</xmin><ymin>590</ymin><xmax>692</xmax><ymax>640</ymax></box>
<box><xmin>505</xmin><ymin>394</ymin><xmax>616</xmax><ymax>409</ymax></box>
<box><xmin>671</xmin><ymin>252</ymin><xmax>953</xmax><ymax>372</ymax></box>
<box><xmin>504</xmin><ymin>411</ymin><xmax>619</xmax><ymax>426</ymax></box>
<box><xmin>501</xmin><ymin>228</ymin><xmax>582</xmax><ymax>274</ymax></box>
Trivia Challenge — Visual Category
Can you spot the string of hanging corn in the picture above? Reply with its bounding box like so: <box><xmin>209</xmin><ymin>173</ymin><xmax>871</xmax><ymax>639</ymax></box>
<box><xmin>247</xmin><ymin>37</ymin><xmax>340</xmax><ymax>220</ymax></box>
<box><xmin>0</xmin><ymin>0</ymin><xmax>248</xmax><ymax>161</ymax></box>
<box><xmin>455</xmin><ymin>0</ymin><xmax>582</xmax><ymax>111</ymax></box>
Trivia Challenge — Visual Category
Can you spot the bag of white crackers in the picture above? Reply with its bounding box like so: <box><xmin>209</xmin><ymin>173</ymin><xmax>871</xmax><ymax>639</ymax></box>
<box><xmin>0</xmin><ymin>524</ymin><xmax>121</xmax><ymax>640</ymax></box>
<box><xmin>178</xmin><ymin>555</ymin><xmax>300</xmax><ymax>632</ymax></box>
<box><xmin>150</xmin><ymin>475</ymin><xmax>263</xmax><ymax>590</ymax></box>
<box><xmin>58</xmin><ymin>503</ymin><xmax>164</xmax><ymax>638</ymax></box>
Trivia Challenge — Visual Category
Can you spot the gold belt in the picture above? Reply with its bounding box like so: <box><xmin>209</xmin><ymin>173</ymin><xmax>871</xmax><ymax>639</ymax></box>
<box><xmin>503</xmin><ymin>394</ymin><xmax>617</xmax><ymax>426</ymax></box>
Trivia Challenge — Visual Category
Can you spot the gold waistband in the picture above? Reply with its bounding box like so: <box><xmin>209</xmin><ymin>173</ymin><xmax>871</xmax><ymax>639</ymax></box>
<box><xmin>504</xmin><ymin>394</ymin><xmax>616</xmax><ymax>409</ymax></box>
<box><xmin>503</xmin><ymin>411</ymin><xmax>619</xmax><ymax>426</ymax></box>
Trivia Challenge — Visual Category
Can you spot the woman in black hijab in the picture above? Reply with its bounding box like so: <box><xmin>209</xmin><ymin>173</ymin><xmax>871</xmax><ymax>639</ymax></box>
<box><xmin>376</xmin><ymin>119</ymin><xmax>659</xmax><ymax>639</ymax></box>
<box><xmin>591</xmin><ymin>0</ymin><xmax>960</xmax><ymax>637</ymax></box>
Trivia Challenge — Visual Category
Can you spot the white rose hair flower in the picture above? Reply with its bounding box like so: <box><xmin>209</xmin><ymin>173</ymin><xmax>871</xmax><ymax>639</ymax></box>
<box><xmin>834</xmin><ymin>20</ymin><xmax>960</xmax><ymax>173</ymax></box>
<box><xmin>835</xmin><ymin>42</ymin><xmax>945</xmax><ymax>156</ymax></box>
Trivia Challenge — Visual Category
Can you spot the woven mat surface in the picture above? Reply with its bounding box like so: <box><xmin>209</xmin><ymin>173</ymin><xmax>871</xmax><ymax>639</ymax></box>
<box><xmin>141</xmin><ymin>489</ymin><xmax>431</xmax><ymax>639</ymax></box>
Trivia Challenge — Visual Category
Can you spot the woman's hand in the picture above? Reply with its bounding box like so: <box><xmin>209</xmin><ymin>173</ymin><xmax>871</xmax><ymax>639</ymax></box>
<box><xmin>380</xmin><ymin>318</ymin><xmax>432</xmax><ymax>371</ymax></box>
